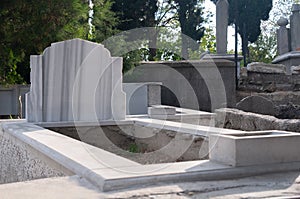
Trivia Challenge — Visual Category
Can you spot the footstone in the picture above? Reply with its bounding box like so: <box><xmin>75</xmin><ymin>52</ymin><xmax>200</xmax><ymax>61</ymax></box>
<box><xmin>247</xmin><ymin>62</ymin><xmax>286</xmax><ymax>74</ymax></box>
<box><xmin>236</xmin><ymin>96</ymin><xmax>276</xmax><ymax>116</ymax></box>
<box><xmin>148</xmin><ymin>105</ymin><xmax>176</xmax><ymax>116</ymax></box>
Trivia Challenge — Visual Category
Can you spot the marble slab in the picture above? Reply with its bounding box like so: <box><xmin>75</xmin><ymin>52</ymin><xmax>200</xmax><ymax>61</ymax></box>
<box><xmin>26</xmin><ymin>39</ymin><xmax>126</xmax><ymax>122</ymax></box>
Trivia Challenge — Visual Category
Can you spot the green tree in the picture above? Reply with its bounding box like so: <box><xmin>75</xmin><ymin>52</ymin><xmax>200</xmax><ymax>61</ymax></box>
<box><xmin>248</xmin><ymin>32</ymin><xmax>277</xmax><ymax>63</ymax></box>
<box><xmin>110</xmin><ymin>0</ymin><xmax>158</xmax><ymax>60</ymax></box>
<box><xmin>111</xmin><ymin>0</ymin><xmax>158</xmax><ymax>31</ymax></box>
<box><xmin>173</xmin><ymin>0</ymin><xmax>205</xmax><ymax>59</ymax></box>
<box><xmin>248</xmin><ymin>0</ymin><xmax>295</xmax><ymax>63</ymax></box>
<box><xmin>91</xmin><ymin>0</ymin><xmax>118</xmax><ymax>42</ymax></box>
<box><xmin>0</xmin><ymin>0</ymin><xmax>90</xmax><ymax>84</ymax></box>
<box><xmin>211</xmin><ymin>0</ymin><xmax>272</xmax><ymax>65</ymax></box>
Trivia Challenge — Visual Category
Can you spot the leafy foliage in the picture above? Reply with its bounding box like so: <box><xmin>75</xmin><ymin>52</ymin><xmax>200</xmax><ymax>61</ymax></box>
<box><xmin>210</xmin><ymin>0</ymin><xmax>272</xmax><ymax>64</ymax></box>
<box><xmin>173</xmin><ymin>0</ymin><xmax>205</xmax><ymax>59</ymax></box>
<box><xmin>248</xmin><ymin>32</ymin><xmax>277</xmax><ymax>63</ymax></box>
<box><xmin>0</xmin><ymin>0</ymin><xmax>90</xmax><ymax>84</ymax></box>
<box><xmin>91</xmin><ymin>0</ymin><xmax>118</xmax><ymax>42</ymax></box>
<box><xmin>111</xmin><ymin>0</ymin><xmax>158</xmax><ymax>30</ymax></box>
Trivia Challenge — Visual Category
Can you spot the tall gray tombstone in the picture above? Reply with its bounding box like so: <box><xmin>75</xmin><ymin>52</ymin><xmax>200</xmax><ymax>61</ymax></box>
<box><xmin>290</xmin><ymin>4</ymin><xmax>300</xmax><ymax>51</ymax></box>
<box><xmin>277</xmin><ymin>17</ymin><xmax>290</xmax><ymax>55</ymax></box>
<box><xmin>216</xmin><ymin>0</ymin><xmax>229</xmax><ymax>54</ymax></box>
<box><xmin>26</xmin><ymin>39</ymin><xmax>126</xmax><ymax>123</ymax></box>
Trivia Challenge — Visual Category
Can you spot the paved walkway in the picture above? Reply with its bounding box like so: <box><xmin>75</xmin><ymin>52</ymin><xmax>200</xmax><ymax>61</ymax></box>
<box><xmin>1</xmin><ymin>171</ymin><xmax>300</xmax><ymax>198</ymax></box>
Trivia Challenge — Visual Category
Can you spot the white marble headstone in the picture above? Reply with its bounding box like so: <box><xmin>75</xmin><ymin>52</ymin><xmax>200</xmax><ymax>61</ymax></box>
<box><xmin>26</xmin><ymin>39</ymin><xmax>126</xmax><ymax>122</ymax></box>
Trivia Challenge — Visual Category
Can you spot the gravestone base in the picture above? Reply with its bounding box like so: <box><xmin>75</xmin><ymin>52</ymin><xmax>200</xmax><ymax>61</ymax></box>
<box><xmin>210</xmin><ymin>131</ymin><xmax>300</xmax><ymax>167</ymax></box>
<box><xmin>272</xmin><ymin>51</ymin><xmax>300</xmax><ymax>74</ymax></box>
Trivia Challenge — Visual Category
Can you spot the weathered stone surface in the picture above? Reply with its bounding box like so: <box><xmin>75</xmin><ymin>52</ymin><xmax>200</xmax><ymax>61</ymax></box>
<box><xmin>277</xmin><ymin>17</ymin><xmax>290</xmax><ymax>55</ymax></box>
<box><xmin>247</xmin><ymin>62</ymin><xmax>286</xmax><ymax>74</ymax></box>
<box><xmin>291</xmin><ymin>65</ymin><xmax>300</xmax><ymax>74</ymax></box>
<box><xmin>236</xmin><ymin>96</ymin><xmax>276</xmax><ymax>116</ymax></box>
<box><xmin>277</xmin><ymin>103</ymin><xmax>300</xmax><ymax>119</ymax></box>
<box><xmin>237</xmin><ymin>91</ymin><xmax>300</xmax><ymax>107</ymax></box>
<box><xmin>0</xmin><ymin>129</ymin><xmax>66</xmax><ymax>184</ymax></box>
<box><xmin>215</xmin><ymin>108</ymin><xmax>300</xmax><ymax>133</ymax></box>
<box><xmin>238</xmin><ymin>68</ymin><xmax>300</xmax><ymax>92</ymax></box>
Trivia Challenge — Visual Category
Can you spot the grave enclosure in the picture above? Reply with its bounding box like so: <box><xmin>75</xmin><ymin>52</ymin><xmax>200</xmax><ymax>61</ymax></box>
<box><xmin>1</xmin><ymin>36</ymin><xmax>300</xmax><ymax>193</ymax></box>
<box><xmin>2</xmin><ymin>2</ymin><xmax>300</xmax><ymax>193</ymax></box>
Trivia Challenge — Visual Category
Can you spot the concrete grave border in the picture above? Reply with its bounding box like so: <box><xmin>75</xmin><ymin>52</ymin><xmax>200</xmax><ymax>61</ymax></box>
<box><xmin>1</xmin><ymin>119</ymin><xmax>300</xmax><ymax>192</ymax></box>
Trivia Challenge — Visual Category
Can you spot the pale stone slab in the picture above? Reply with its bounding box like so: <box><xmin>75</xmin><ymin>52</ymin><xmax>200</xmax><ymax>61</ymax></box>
<box><xmin>247</xmin><ymin>62</ymin><xmax>286</xmax><ymax>74</ymax></box>
<box><xmin>26</xmin><ymin>39</ymin><xmax>126</xmax><ymax>122</ymax></box>
<box><xmin>3</xmin><ymin>120</ymin><xmax>300</xmax><ymax>192</ymax></box>
<box><xmin>123</xmin><ymin>82</ymin><xmax>162</xmax><ymax>115</ymax></box>
<box><xmin>148</xmin><ymin>105</ymin><xmax>176</xmax><ymax>116</ymax></box>
<box><xmin>210</xmin><ymin>131</ymin><xmax>300</xmax><ymax>167</ymax></box>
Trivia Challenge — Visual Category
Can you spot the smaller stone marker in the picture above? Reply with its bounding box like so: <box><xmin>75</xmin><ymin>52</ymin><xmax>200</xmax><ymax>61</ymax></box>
<box><xmin>148</xmin><ymin>105</ymin><xmax>176</xmax><ymax>116</ymax></box>
<box><xmin>277</xmin><ymin>17</ymin><xmax>290</xmax><ymax>55</ymax></box>
<box><xmin>236</xmin><ymin>96</ymin><xmax>276</xmax><ymax>116</ymax></box>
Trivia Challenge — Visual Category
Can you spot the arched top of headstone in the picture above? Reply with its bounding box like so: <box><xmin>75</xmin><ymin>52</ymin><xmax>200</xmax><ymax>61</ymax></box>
<box><xmin>277</xmin><ymin>17</ymin><xmax>289</xmax><ymax>27</ymax></box>
<box><xmin>26</xmin><ymin>39</ymin><xmax>126</xmax><ymax>123</ymax></box>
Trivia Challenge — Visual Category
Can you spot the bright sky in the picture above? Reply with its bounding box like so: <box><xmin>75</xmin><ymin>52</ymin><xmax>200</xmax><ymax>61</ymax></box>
<box><xmin>203</xmin><ymin>0</ymin><xmax>240</xmax><ymax>51</ymax></box>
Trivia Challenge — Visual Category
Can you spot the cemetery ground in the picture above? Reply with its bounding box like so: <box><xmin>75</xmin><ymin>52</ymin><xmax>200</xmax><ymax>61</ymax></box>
<box><xmin>1</xmin><ymin>171</ymin><xmax>300</xmax><ymax>198</ymax></box>
<box><xmin>1</xmin><ymin>2</ymin><xmax>300</xmax><ymax>198</ymax></box>
<box><xmin>1</xmin><ymin>38</ymin><xmax>300</xmax><ymax>198</ymax></box>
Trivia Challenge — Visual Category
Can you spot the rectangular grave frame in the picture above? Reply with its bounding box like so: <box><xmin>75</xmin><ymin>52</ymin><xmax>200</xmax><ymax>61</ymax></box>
<box><xmin>209</xmin><ymin>130</ymin><xmax>300</xmax><ymax>167</ymax></box>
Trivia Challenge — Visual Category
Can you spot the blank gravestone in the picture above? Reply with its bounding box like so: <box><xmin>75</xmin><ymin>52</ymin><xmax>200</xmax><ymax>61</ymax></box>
<box><xmin>26</xmin><ymin>39</ymin><xmax>126</xmax><ymax>122</ymax></box>
<box><xmin>236</xmin><ymin>96</ymin><xmax>276</xmax><ymax>116</ymax></box>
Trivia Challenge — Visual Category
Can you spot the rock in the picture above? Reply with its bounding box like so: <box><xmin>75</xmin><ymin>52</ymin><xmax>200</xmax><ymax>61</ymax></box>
<box><xmin>240</xmin><ymin>67</ymin><xmax>248</xmax><ymax>78</ymax></box>
<box><xmin>247</xmin><ymin>62</ymin><xmax>286</xmax><ymax>74</ymax></box>
<box><xmin>276</xmin><ymin>102</ymin><xmax>300</xmax><ymax>119</ymax></box>
<box><xmin>291</xmin><ymin>65</ymin><xmax>300</xmax><ymax>74</ymax></box>
<box><xmin>215</xmin><ymin>108</ymin><xmax>300</xmax><ymax>133</ymax></box>
<box><xmin>215</xmin><ymin>108</ymin><xmax>279</xmax><ymax>131</ymax></box>
<box><xmin>236</xmin><ymin>96</ymin><xmax>276</xmax><ymax>116</ymax></box>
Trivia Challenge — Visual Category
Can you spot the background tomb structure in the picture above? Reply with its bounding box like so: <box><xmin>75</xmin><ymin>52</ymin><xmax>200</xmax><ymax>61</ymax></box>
<box><xmin>203</xmin><ymin>0</ymin><xmax>242</xmax><ymax>81</ymax></box>
<box><xmin>273</xmin><ymin>3</ymin><xmax>300</xmax><ymax>74</ymax></box>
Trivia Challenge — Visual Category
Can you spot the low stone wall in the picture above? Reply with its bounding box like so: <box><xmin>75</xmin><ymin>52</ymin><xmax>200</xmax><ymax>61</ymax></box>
<box><xmin>0</xmin><ymin>121</ymin><xmax>70</xmax><ymax>184</ymax></box>
<box><xmin>237</xmin><ymin>91</ymin><xmax>300</xmax><ymax>106</ymax></box>
<box><xmin>215</xmin><ymin>108</ymin><xmax>300</xmax><ymax>132</ymax></box>
<box><xmin>124</xmin><ymin>59</ymin><xmax>236</xmax><ymax>111</ymax></box>
<box><xmin>239</xmin><ymin>63</ymin><xmax>300</xmax><ymax>93</ymax></box>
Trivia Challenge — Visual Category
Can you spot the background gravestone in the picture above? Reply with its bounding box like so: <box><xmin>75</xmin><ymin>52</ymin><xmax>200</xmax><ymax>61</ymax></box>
<box><xmin>216</xmin><ymin>0</ymin><xmax>229</xmax><ymax>54</ymax></box>
<box><xmin>26</xmin><ymin>39</ymin><xmax>126</xmax><ymax>122</ymax></box>
<box><xmin>236</xmin><ymin>96</ymin><xmax>276</xmax><ymax>116</ymax></box>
